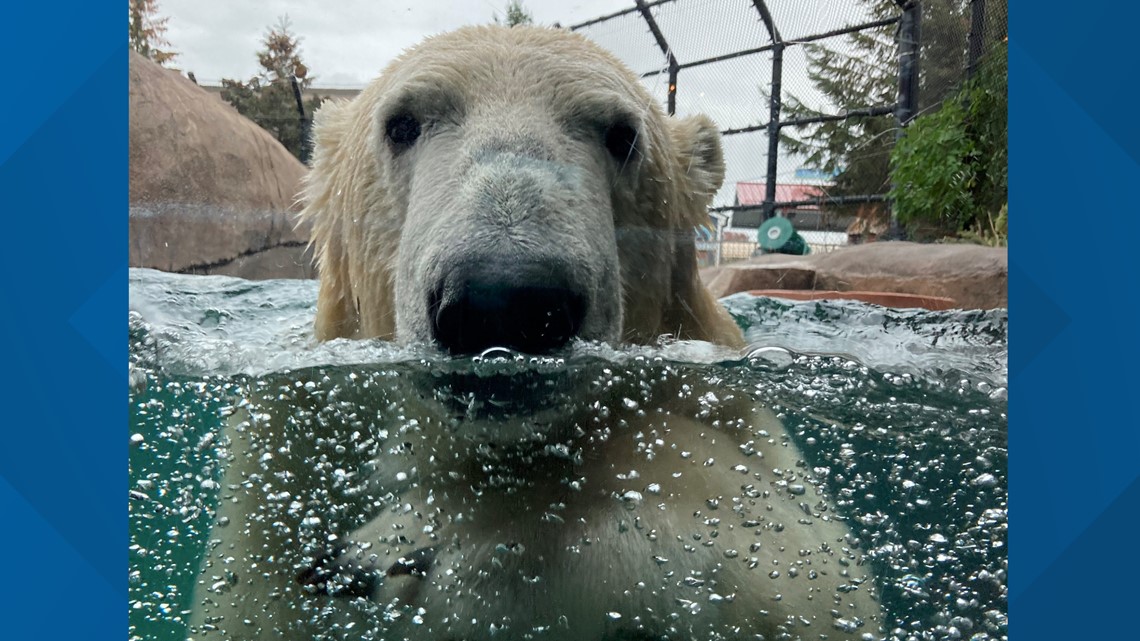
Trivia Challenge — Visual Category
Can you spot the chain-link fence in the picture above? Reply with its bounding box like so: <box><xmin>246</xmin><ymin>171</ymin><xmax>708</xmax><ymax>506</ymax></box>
<box><xmin>568</xmin><ymin>0</ymin><xmax>1008</xmax><ymax>266</ymax></box>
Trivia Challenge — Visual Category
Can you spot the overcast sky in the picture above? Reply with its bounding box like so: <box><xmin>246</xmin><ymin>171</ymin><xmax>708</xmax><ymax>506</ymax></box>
<box><xmin>163</xmin><ymin>0</ymin><xmax>639</xmax><ymax>87</ymax></box>
<box><xmin>159</xmin><ymin>0</ymin><xmax>883</xmax><ymax>211</ymax></box>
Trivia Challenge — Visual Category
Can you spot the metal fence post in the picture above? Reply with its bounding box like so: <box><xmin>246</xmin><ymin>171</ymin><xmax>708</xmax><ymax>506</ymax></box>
<box><xmin>667</xmin><ymin>60</ymin><xmax>679</xmax><ymax>116</ymax></box>
<box><xmin>967</xmin><ymin>0</ymin><xmax>987</xmax><ymax>79</ymax></box>
<box><xmin>764</xmin><ymin>42</ymin><xmax>783</xmax><ymax>222</ymax></box>
<box><xmin>751</xmin><ymin>0</ymin><xmax>783</xmax><ymax>223</ymax></box>
<box><xmin>891</xmin><ymin>0</ymin><xmax>921</xmax><ymax>239</ymax></box>
<box><xmin>289</xmin><ymin>76</ymin><xmax>311</xmax><ymax>164</ymax></box>
<box><xmin>634</xmin><ymin>0</ymin><xmax>679</xmax><ymax>116</ymax></box>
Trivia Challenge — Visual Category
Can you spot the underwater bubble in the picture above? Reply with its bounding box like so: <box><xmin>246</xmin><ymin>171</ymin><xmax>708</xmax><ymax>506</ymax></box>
<box><xmin>746</xmin><ymin>346</ymin><xmax>795</xmax><ymax>369</ymax></box>
<box><xmin>495</xmin><ymin>542</ymin><xmax>525</xmax><ymax>555</ymax></box>
<box><xmin>674</xmin><ymin>598</ymin><xmax>701</xmax><ymax>615</ymax></box>
<box><xmin>972</xmin><ymin>473</ymin><xmax>998</xmax><ymax>487</ymax></box>
<box><xmin>619</xmin><ymin>491</ymin><xmax>644</xmax><ymax>504</ymax></box>
<box><xmin>476</xmin><ymin>347</ymin><xmax>515</xmax><ymax>362</ymax></box>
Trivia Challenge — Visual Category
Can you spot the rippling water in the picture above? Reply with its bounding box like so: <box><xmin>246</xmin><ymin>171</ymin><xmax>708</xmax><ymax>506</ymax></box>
<box><xmin>128</xmin><ymin>268</ymin><xmax>1007</xmax><ymax>641</ymax></box>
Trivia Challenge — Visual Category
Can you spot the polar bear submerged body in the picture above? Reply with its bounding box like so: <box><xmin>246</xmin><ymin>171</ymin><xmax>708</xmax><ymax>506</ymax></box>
<box><xmin>191</xmin><ymin>26</ymin><xmax>883</xmax><ymax>640</ymax></box>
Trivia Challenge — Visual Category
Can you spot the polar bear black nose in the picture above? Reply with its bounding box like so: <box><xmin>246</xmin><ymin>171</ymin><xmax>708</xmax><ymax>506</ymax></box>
<box><xmin>430</xmin><ymin>264</ymin><xmax>587</xmax><ymax>356</ymax></box>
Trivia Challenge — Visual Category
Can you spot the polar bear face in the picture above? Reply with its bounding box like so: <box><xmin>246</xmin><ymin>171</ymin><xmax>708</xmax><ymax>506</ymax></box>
<box><xmin>381</xmin><ymin>38</ymin><xmax>636</xmax><ymax>353</ymax></box>
<box><xmin>302</xmin><ymin>26</ymin><xmax>742</xmax><ymax>352</ymax></box>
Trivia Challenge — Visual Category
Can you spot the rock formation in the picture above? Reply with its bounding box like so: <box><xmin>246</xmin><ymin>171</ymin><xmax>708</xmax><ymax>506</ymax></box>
<box><xmin>702</xmin><ymin>242</ymin><xmax>1007</xmax><ymax>309</ymax></box>
<box><xmin>129</xmin><ymin>51</ymin><xmax>313</xmax><ymax>279</ymax></box>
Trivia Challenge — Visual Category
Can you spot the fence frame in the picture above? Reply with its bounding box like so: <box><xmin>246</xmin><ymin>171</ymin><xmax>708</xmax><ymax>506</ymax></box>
<box><xmin>569</xmin><ymin>0</ymin><xmax>925</xmax><ymax>240</ymax></box>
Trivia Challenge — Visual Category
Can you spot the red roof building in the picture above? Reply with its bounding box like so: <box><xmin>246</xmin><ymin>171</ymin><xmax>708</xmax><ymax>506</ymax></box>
<box><xmin>735</xmin><ymin>182</ymin><xmax>824</xmax><ymax>209</ymax></box>
<box><xmin>732</xmin><ymin>182</ymin><xmax>841</xmax><ymax>229</ymax></box>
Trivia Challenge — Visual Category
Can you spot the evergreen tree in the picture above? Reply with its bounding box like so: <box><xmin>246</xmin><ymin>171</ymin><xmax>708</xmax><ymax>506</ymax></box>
<box><xmin>128</xmin><ymin>0</ymin><xmax>177</xmax><ymax>66</ymax></box>
<box><xmin>494</xmin><ymin>0</ymin><xmax>534</xmax><ymax>27</ymax></box>
<box><xmin>254</xmin><ymin>16</ymin><xmax>313</xmax><ymax>87</ymax></box>
<box><xmin>220</xmin><ymin>16</ymin><xmax>323</xmax><ymax>163</ymax></box>
<box><xmin>777</xmin><ymin>0</ymin><xmax>986</xmax><ymax>209</ymax></box>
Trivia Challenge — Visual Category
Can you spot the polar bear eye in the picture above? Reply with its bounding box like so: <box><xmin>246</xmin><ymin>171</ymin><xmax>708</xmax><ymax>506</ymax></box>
<box><xmin>385</xmin><ymin>113</ymin><xmax>422</xmax><ymax>148</ymax></box>
<box><xmin>604</xmin><ymin>121</ymin><xmax>640</xmax><ymax>166</ymax></box>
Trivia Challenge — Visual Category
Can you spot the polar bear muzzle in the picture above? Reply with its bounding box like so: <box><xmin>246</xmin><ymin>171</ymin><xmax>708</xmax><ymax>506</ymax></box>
<box><xmin>429</xmin><ymin>254</ymin><xmax>588</xmax><ymax>355</ymax></box>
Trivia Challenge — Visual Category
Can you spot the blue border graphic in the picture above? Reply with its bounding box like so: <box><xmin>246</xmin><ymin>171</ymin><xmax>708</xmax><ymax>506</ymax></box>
<box><xmin>0</xmin><ymin>4</ymin><xmax>123</xmax><ymax>640</ymax></box>
<box><xmin>1010</xmin><ymin>0</ymin><xmax>1140</xmax><ymax>639</ymax></box>
<box><xmin>0</xmin><ymin>2</ymin><xmax>1136</xmax><ymax>640</ymax></box>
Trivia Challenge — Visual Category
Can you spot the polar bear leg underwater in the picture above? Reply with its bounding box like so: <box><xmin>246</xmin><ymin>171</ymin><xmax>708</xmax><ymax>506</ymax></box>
<box><xmin>190</xmin><ymin>25</ymin><xmax>882</xmax><ymax>640</ymax></box>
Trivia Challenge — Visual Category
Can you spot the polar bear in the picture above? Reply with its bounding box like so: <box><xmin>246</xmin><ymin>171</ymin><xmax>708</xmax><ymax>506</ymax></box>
<box><xmin>190</xmin><ymin>25</ymin><xmax>882</xmax><ymax>641</ymax></box>
<box><xmin>301</xmin><ymin>26</ymin><xmax>742</xmax><ymax>350</ymax></box>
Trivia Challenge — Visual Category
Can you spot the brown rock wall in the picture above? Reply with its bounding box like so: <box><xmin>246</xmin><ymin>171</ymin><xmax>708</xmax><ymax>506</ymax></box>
<box><xmin>702</xmin><ymin>242</ymin><xmax>1007</xmax><ymax>309</ymax></box>
<box><xmin>129</xmin><ymin>51</ymin><xmax>312</xmax><ymax>278</ymax></box>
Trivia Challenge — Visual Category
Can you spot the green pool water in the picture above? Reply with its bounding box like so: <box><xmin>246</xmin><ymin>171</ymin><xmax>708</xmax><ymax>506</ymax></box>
<box><xmin>128</xmin><ymin>268</ymin><xmax>1007</xmax><ymax>641</ymax></box>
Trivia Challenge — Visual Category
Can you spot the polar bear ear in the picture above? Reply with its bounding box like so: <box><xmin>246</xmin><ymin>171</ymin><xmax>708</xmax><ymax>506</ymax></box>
<box><xmin>658</xmin><ymin>114</ymin><xmax>745</xmax><ymax>349</ymax></box>
<box><xmin>669</xmin><ymin>114</ymin><xmax>726</xmax><ymax>220</ymax></box>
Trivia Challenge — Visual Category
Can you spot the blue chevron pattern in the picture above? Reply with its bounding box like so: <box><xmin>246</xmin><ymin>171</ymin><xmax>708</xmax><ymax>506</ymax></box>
<box><xmin>2</xmin><ymin>2</ymin><xmax>1138</xmax><ymax>640</ymax></box>
<box><xmin>1010</xmin><ymin>3</ymin><xmax>1140</xmax><ymax>638</ymax></box>
<box><xmin>0</xmin><ymin>6</ymin><xmax>124</xmax><ymax>639</ymax></box>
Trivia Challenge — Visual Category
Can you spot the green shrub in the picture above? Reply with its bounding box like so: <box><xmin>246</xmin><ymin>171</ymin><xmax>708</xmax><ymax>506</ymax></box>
<box><xmin>890</xmin><ymin>46</ymin><xmax>1007</xmax><ymax>241</ymax></box>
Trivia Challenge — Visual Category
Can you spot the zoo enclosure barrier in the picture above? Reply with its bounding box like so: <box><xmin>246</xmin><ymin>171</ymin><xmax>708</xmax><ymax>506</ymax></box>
<box><xmin>567</xmin><ymin>0</ymin><xmax>1008</xmax><ymax>266</ymax></box>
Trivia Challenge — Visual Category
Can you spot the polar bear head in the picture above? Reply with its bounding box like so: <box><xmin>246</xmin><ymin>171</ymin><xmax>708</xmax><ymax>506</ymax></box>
<box><xmin>302</xmin><ymin>25</ymin><xmax>742</xmax><ymax>353</ymax></box>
